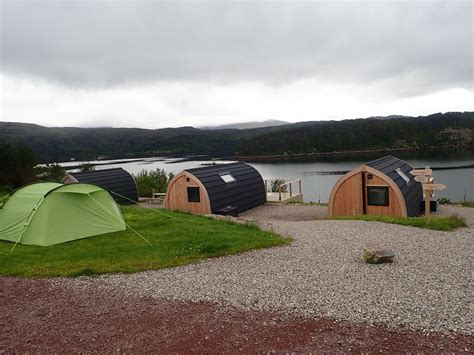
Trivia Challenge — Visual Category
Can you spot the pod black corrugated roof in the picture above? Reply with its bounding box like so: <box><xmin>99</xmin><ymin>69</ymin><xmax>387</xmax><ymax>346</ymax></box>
<box><xmin>186</xmin><ymin>162</ymin><xmax>266</xmax><ymax>214</ymax></box>
<box><xmin>366</xmin><ymin>155</ymin><xmax>423</xmax><ymax>216</ymax></box>
<box><xmin>67</xmin><ymin>168</ymin><xmax>138</xmax><ymax>205</ymax></box>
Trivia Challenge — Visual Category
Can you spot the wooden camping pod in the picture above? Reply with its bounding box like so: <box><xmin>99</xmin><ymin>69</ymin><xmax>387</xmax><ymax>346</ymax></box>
<box><xmin>164</xmin><ymin>171</ymin><xmax>212</xmax><ymax>215</ymax></box>
<box><xmin>328</xmin><ymin>156</ymin><xmax>423</xmax><ymax>218</ymax></box>
<box><xmin>165</xmin><ymin>162</ymin><xmax>266</xmax><ymax>216</ymax></box>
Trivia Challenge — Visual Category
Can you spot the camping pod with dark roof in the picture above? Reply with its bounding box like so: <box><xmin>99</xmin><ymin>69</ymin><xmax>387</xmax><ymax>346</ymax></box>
<box><xmin>328</xmin><ymin>155</ymin><xmax>423</xmax><ymax>218</ymax></box>
<box><xmin>63</xmin><ymin>168</ymin><xmax>138</xmax><ymax>205</ymax></box>
<box><xmin>164</xmin><ymin>162</ymin><xmax>266</xmax><ymax>216</ymax></box>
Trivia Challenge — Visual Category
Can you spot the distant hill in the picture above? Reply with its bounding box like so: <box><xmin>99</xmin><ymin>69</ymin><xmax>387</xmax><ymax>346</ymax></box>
<box><xmin>201</xmin><ymin>119</ymin><xmax>289</xmax><ymax>130</ymax></box>
<box><xmin>0</xmin><ymin>112</ymin><xmax>472</xmax><ymax>163</ymax></box>
<box><xmin>237</xmin><ymin>112</ymin><xmax>474</xmax><ymax>158</ymax></box>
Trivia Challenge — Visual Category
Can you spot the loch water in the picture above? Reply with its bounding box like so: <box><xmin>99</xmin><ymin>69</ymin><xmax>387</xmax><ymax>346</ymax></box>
<box><xmin>60</xmin><ymin>150</ymin><xmax>474</xmax><ymax>203</ymax></box>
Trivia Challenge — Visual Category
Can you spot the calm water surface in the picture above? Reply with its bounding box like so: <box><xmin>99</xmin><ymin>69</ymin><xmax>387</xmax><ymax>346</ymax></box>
<box><xmin>62</xmin><ymin>151</ymin><xmax>474</xmax><ymax>203</ymax></box>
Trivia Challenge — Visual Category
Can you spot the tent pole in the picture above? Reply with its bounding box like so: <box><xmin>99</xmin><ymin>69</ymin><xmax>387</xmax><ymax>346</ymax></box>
<box><xmin>9</xmin><ymin>197</ymin><xmax>45</xmax><ymax>254</ymax></box>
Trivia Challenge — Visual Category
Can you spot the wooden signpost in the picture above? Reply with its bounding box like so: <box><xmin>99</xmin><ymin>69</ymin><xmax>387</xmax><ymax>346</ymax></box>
<box><xmin>410</xmin><ymin>166</ymin><xmax>446</xmax><ymax>224</ymax></box>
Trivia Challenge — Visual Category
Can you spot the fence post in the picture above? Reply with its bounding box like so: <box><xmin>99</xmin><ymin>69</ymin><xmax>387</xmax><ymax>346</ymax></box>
<box><xmin>425</xmin><ymin>189</ymin><xmax>431</xmax><ymax>224</ymax></box>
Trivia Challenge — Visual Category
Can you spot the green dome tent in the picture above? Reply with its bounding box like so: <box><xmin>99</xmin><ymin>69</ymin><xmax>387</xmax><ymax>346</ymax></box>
<box><xmin>0</xmin><ymin>182</ymin><xmax>126</xmax><ymax>246</ymax></box>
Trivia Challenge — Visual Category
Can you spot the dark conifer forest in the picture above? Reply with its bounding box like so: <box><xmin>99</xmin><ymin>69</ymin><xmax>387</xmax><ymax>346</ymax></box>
<box><xmin>0</xmin><ymin>112</ymin><xmax>472</xmax><ymax>163</ymax></box>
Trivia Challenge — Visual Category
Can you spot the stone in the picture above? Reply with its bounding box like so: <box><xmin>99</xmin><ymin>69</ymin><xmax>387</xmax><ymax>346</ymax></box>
<box><xmin>363</xmin><ymin>243</ymin><xmax>394</xmax><ymax>264</ymax></box>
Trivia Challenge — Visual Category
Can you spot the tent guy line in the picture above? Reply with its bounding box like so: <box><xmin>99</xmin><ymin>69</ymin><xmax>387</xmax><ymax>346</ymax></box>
<box><xmin>87</xmin><ymin>192</ymin><xmax>152</xmax><ymax>246</ymax></box>
<box><xmin>108</xmin><ymin>190</ymin><xmax>191</xmax><ymax>225</ymax></box>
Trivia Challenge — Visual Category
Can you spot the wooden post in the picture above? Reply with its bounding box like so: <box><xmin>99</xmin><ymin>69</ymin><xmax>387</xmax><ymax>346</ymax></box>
<box><xmin>425</xmin><ymin>189</ymin><xmax>431</xmax><ymax>224</ymax></box>
<box><xmin>412</xmin><ymin>166</ymin><xmax>446</xmax><ymax>225</ymax></box>
<box><xmin>279</xmin><ymin>185</ymin><xmax>282</xmax><ymax>201</ymax></box>
<box><xmin>299</xmin><ymin>180</ymin><xmax>302</xmax><ymax>194</ymax></box>
<box><xmin>424</xmin><ymin>166</ymin><xmax>430</xmax><ymax>224</ymax></box>
<box><xmin>289</xmin><ymin>183</ymin><xmax>292</xmax><ymax>197</ymax></box>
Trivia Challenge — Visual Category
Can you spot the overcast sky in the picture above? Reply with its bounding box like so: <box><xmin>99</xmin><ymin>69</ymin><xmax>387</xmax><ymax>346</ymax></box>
<box><xmin>1</xmin><ymin>0</ymin><xmax>473</xmax><ymax>129</ymax></box>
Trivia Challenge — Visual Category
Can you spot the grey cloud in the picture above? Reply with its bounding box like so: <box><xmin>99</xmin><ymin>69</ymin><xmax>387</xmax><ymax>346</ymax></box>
<box><xmin>1</xmin><ymin>1</ymin><xmax>472</xmax><ymax>94</ymax></box>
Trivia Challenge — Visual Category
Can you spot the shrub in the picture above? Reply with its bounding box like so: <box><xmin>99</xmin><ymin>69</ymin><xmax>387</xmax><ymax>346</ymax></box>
<box><xmin>270</xmin><ymin>179</ymin><xmax>287</xmax><ymax>193</ymax></box>
<box><xmin>36</xmin><ymin>164</ymin><xmax>66</xmax><ymax>182</ymax></box>
<box><xmin>438</xmin><ymin>197</ymin><xmax>451</xmax><ymax>205</ymax></box>
<box><xmin>134</xmin><ymin>169</ymin><xmax>174</xmax><ymax>197</ymax></box>
<box><xmin>79</xmin><ymin>163</ymin><xmax>95</xmax><ymax>172</ymax></box>
<box><xmin>0</xmin><ymin>140</ymin><xmax>37</xmax><ymax>187</ymax></box>
<box><xmin>0</xmin><ymin>186</ymin><xmax>12</xmax><ymax>209</ymax></box>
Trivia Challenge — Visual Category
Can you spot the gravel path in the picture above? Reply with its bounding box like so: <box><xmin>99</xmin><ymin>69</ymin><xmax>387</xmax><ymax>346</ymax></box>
<box><xmin>240</xmin><ymin>203</ymin><xmax>328</xmax><ymax>222</ymax></box>
<box><xmin>56</xmin><ymin>205</ymin><xmax>473</xmax><ymax>335</ymax></box>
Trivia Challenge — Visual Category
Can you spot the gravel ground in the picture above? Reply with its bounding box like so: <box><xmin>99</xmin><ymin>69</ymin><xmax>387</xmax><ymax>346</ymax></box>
<box><xmin>239</xmin><ymin>203</ymin><xmax>328</xmax><ymax>222</ymax></box>
<box><xmin>3</xmin><ymin>277</ymin><xmax>472</xmax><ymax>353</ymax></box>
<box><xmin>55</xmin><ymin>204</ymin><xmax>473</xmax><ymax>335</ymax></box>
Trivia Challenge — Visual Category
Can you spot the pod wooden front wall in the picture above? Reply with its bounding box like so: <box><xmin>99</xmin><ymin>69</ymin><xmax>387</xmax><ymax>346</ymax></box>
<box><xmin>164</xmin><ymin>171</ymin><xmax>211</xmax><ymax>215</ymax></box>
<box><xmin>328</xmin><ymin>165</ymin><xmax>407</xmax><ymax>218</ymax></box>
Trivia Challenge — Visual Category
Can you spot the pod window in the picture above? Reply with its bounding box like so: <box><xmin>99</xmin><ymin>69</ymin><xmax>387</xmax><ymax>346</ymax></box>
<box><xmin>396</xmin><ymin>168</ymin><xmax>410</xmax><ymax>184</ymax></box>
<box><xmin>220</xmin><ymin>173</ymin><xmax>236</xmax><ymax>183</ymax></box>
<box><xmin>367</xmin><ymin>186</ymin><xmax>389</xmax><ymax>206</ymax></box>
<box><xmin>187</xmin><ymin>187</ymin><xmax>200</xmax><ymax>202</ymax></box>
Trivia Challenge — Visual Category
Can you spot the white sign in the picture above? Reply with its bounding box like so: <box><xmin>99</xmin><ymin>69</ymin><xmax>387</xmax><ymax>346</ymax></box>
<box><xmin>410</xmin><ymin>168</ymin><xmax>433</xmax><ymax>176</ymax></box>
<box><xmin>423</xmin><ymin>183</ymin><xmax>446</xmax><ymax>191</ymax></box>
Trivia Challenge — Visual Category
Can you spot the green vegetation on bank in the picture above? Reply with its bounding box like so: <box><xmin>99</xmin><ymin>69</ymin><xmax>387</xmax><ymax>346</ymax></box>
<box><xmin>335</xmin><ymin>214</ymin><xmax>466</xmax><ymax>231</ymax></box>
<box><xmin>0</xmin><ymin>187</ymin><xmax>11</xmax><ymax>208</ymax></box>
<box><xmin>134</xmin><ymin>169</ymin><xmax>174</xmax><ymax>197</ymax></box>
<box><xmin>460</xmin><ymin>201</ymin><xmax>474</xmax><ymax>208</ymax></box>
<box><xmin>0</xmin><ymin>140</ymin><xmax>176</xmax><ymax>199</ymax></box>
<box><xmin>0</xmin><ymin>140</ymin><xmax>37</xmax><ymax>187</ymax></box>
<box><xmin>0</xmin><ymin>206</ymin><xmax>290</xmax><ymax>277</ymax></box>
<box><xmin>0</xmin><ymin>112</ymin><xmax>472</xmax><ymax>162</ymax></box>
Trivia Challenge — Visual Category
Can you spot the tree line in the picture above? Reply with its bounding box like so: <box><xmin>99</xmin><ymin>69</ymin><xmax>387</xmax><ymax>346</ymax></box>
<box><xmin>1</xmin><ymin>112</ymin><xmax>472</xmax><ymax>167</ymax></box>
<box><xmin>237</xmin><ymin>112</ymin><xmax>474</xmax><ymax>157</ymax></box>
<box><xmin>0</xmin><ymin>140</ymin><xmax>174</xmax><ymax>198</ymax></box>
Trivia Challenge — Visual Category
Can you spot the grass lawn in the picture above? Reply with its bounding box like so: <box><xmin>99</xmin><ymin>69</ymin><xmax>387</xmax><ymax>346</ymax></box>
<box><xmin>335</xmin><ymin>214</ymin><xmax>466</xmax><ymax>231</ymax></box>
<box><xmin>0</xmin><ymin>206</ymin><xmax>290</xmax><ymax>277</ymax></box>
<box><xmin>460</xmin><ymin>201</ymin><xmax>474</xmax><ymax>208</ymax></box>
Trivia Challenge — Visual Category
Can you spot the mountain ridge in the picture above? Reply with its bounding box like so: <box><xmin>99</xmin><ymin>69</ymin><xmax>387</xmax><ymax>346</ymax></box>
<box><xmin>1</xmin><ymin>112</ymin><xmax>472</xmax><ymax>163</ymax></box>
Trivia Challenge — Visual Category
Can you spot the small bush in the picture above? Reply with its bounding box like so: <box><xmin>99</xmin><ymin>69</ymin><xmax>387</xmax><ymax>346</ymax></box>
<box><xmin>134</xmin><ymin>169</ymin><xmax>174</xmax><ymax>197</ymax></box>
<box><xmin>271</xmin><ymin>179</ymin><xmax>287</xmax><ymax>193</ymax></box>
<box><xmin>35</xmin><ymin>164</ymin><xmax>66</xmax><ymax>182</ymax></box>
<box><xmin>78</xmin><ymin>163</ymin><xmax>95</xmax><ymax>172</ymax></box>
<box><xmin>438</xmin><ymin>197</ymin><xmax>451</xmax><ymax>205</ymax></box>
<box><xmin>0</xmin><ymin>186</ymin><xmax>12</xmax><ymax>209</ymax></box>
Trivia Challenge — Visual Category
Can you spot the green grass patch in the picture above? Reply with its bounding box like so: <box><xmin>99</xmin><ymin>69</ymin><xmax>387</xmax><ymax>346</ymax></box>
<box><xmin>335</xmin><ymin>214</ymin><xmax>466</xmax><ymax>231</ymax></box>
<box><xmin>0</xmin><ymin>206</ymin><xmax>290</xmax><ymax>277</ymax></box>
<box><xmin>460</xmin><ymin>201</ymin><xmax>474</xmax><ymax>208</ymax></box>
